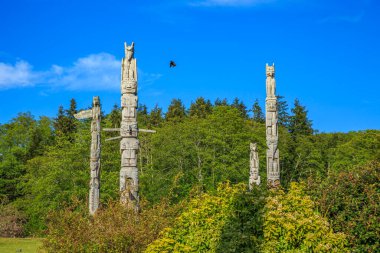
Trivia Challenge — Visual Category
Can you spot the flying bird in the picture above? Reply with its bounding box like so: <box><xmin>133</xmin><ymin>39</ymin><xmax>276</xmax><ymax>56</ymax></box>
<box><xmin>169</xmin><ymin>60</ymin><xmax>176</xmax><ymax>68</ymax></box>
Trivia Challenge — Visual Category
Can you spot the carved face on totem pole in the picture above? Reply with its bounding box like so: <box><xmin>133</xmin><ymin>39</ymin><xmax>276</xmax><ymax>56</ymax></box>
<box><xmin>93</xmin><ymin>96</ymin><xmax>100</xmax><ymax>107</ymax></box>
<box><xmin>266</xmin><ymin>63</ymin><xmax>275</xmax><ymax>78</ymax></box>
<box><xmin>250</xmin><ymin>143</ymin><xmax>257</xmax><ymax>152</ymax></box>
<box><xmin>252</xmin><ymin>169</ymin><xmax>259</xmax><ymax>180</ymax></box>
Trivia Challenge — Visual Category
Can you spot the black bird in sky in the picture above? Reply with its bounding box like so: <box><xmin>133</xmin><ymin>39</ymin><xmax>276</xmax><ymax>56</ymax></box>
<box><xmin>169</xmin><ymin>60</ymin><xmax>176</xmax><ymax>68</ymax></box>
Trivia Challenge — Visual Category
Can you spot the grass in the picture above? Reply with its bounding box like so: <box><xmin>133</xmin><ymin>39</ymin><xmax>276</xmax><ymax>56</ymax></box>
<box><xmin>0</xmin><ymin>238</ymin><xmax>45</xmax><ymax>253</ymax></box>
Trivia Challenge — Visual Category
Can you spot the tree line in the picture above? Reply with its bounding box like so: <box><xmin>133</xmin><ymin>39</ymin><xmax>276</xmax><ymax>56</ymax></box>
<box><xmin>0</xmin><ymin>96</ymin><xmax>379</xmax><ymax>252</ymax></box>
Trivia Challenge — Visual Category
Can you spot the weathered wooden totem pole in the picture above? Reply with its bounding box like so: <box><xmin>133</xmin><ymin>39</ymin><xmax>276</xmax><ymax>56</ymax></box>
<box><xmin>265</xmin><ymin>63</ymin><xmax>280</xmax><ymax>187</ymax></box>
<box><xmin>74</xmin><ymin>96</ymin><xmax>101</xmax><ymax>215</ymax></box>
<box><xmin>118</xmin><ymin>42</ymin><xmax>139</xmax><ymax>210</ymax></box>
<box><xmin>104</xmin><ymin>42</ymin><xmax>155</xmax><ymax>211</ymax></box>
<box><xmin>249</xmin><ymin>143</ymin><xmax>260</xmax><ymax>190</ymax></box>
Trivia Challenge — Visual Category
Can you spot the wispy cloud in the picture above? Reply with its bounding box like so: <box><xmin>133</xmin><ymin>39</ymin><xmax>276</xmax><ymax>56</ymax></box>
<box><xmin>0</xmin><ymin>53</ymin><xmax>162</xmax><ymax>91</ymax></box>
<box><xmin>318</xmin><ymin>11</ymin><xmax>364</xmax><ymax>24</ymax></box>
<box><xmin>49</xmin><ymin>53</ymin><xmax>120</xmax><ymax>90</ymax></box>
<box><xmin>138</xmin><ymin>69</ymin><xmax>163</xmax><ymax>90</ymax></box>
<box><xmin>0</xmin><ymin>61</ymin><xmax>42</xmax><ymax>88</ymax></box>
<box><xmin>190</xmin><ymin>0</ymin><xmax>276</xmax><ymax>7</ymax></box>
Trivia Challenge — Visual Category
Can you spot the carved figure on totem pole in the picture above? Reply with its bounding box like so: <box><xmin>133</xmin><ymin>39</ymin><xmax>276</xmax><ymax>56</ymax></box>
<box><xmin>120</xmin><ymin>42</ymin><xmax>140</xmax><ymax>211</ymax></box>
<box><xmin>89</xmin><ymin>97</ymin><xmax>101</xmax><ymax>214</ymax></box>
<box><xmin>122</xmin><ymin>42</ymin><xmax>137</xmax><ymax>81</ymax></box>
<box><xmin>265</xmin><ymin>63</ymin><xmax>280</xmax><ymax>188</ymax></box>
<box><xmin>266</xmin><ymin>63</ymin><xmax>276</xmax><ymax>98</ymax></box>
<box><xmin>74</xmin><ymin>96</ymin><xmax>101</xmax><ymax>215</ymax></box>
<box><xmin>121</xmin><ymin>94</ymin><xmax>138</xmax><ymax>118</ymax></box>
<box><xmin>249</xmin><ymin>143</ymin><xmax>261</xmax><ymax>190</ymax></box>
<box><xmin>102</xmin><ymin>42</ymin><xmax>155</xmax><ymax>211</ymax></box>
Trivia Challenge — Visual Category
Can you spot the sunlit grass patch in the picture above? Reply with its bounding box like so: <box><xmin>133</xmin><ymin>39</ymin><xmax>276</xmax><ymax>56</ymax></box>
<box><xmin>0</xmin><ymin>238</ymin><xmax>45</xmax><ymax>253</ymax></box>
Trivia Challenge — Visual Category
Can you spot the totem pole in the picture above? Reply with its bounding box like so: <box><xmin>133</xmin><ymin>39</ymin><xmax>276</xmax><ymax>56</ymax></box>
<box><xmin>265</xmin><ymin>63</ymin><xmax>280</xmax><ymax>187</ymax></box>
<box><xmin>249</xmin><ymin>143</ymin><xmax>260</xmax><ymax>190</ymax></box>
<box><xmin>103</xmin><ymin>42</ymin><xmax>155</xmax><ymax>211</ymax></box>
<box><xmin>74</xmin><ymin>96</ymin><xmax>101</xmax><ymax>215</ymax></box>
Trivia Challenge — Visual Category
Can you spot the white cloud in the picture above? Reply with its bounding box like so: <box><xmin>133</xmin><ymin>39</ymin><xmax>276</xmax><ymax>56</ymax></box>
<box><xmin>0</xmin><ymin>61</ymin><xmax>41</xmax><ymax>88</ymax></box>
<box><xmin>138</xmin><ymin>69</ymin><xmax>163</xmax><ymax>90</ymax></box>
<box><xmin>0</xmin><ymin>53</ymin><xmax>162</xmax><ymax>91</ymax></box>
<box><xmin>50</xmin><ymin>53</ymin><xmax>120</xmax><ymax>90</ymax></box>
<box><xmin>190</xmin><ymin>0</ymin><xmax>275</xmax><ymax>7</ymax></box>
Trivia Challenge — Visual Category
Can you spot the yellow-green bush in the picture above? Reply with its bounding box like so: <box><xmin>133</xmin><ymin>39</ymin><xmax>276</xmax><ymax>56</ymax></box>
<box><xmin>262</xmin><ymin>182</ymin><xmax>348</xmax><ymax>253</ymax></box>
<box><xmin>145</xmin><ymin>183</ymin><xmax>249</xmax><ymax>252</ymax></box>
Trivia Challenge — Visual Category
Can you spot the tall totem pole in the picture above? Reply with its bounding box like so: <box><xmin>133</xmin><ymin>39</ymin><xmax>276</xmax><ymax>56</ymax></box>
<box><xmin>120</xmin><ymin>42</ymin><xmax>140</xmax><ymax>210</ymax></box>
<box><xmin>103</xmin><ymin>42</ymin><xmax>155</xmax><ymax>211</ymax></box>
<box><xmin>265</xmin><ymin>63</ymin><xmax>280</xmax><ymax>187</ymax></box>
<box><xmin>74</xmin><ymin>96</ymin><xmax>101</xmax><ymax>215</ymax></box>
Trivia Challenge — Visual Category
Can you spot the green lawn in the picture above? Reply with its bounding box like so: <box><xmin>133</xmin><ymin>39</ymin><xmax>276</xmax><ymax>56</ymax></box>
<box><xmin>0</xmin><ymin>238</ymin><xmax>45</xmax><ymax>253</ymax></box>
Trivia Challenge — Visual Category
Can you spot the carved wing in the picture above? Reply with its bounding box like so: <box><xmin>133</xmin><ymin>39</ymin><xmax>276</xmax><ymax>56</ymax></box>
<box><xmin>74</xmin><ymin>109</ymin><xmax>93</xmax><ymax>119</ymax></box>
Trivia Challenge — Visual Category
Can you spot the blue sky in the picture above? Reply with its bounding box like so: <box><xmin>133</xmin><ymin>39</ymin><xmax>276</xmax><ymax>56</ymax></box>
<box><xmin>0</xmin><ymin>0</ymin><xmax>379</xmax><ymax>132</ymax></box>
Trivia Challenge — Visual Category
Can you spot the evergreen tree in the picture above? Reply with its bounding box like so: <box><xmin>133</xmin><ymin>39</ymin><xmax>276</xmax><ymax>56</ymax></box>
<box><xmin>231</xmin><ymin>97</ymin><xmax>248</xmax><ymax>118</ymax></box>
<box><xmin>138</xmin><ymin>104</ymin><xmax>148</xmax><ymax>115</ymax></box>
<box><xmin>65</xmin><ymin>98</ymin><xmax>77</xmax><ymax>135</ymax></box>
<box><xmin>189</xmin><ymin>97</ymin><xmax>213</xmax><ymax>118</ymax></box>
<box><xmin>277</xmin><ymin>95</ymin><xmax>290</xmax><ymax>128</ymax></box>
<box><xmin>108</xmin><ymin>104</ymin><xmax>121</xmax><ymax>128</ymax></box>
<box><xmin>54</xmin><ymin>105</ymin><xmax>66</xmax><ymax>136</ymax></box>
<box><xmin>149</xmin><ymin>104</ymin><xmax>163</xmax><ymax>127</ymax></box>
<box><xmin>54</xmin><ymin>99</ymin><xmax>78</xmax><ymax>139</ymax></box>
<box><xmin>28</xmin><ymin>117</ymin><xmax>53</xmax><ymax>158</ymax></box>
<box><xmin>288</xmin><ymin>99</ymin><xmax>313</xmax><ymax>136</ymax></box>
<box><xmin>252</xmin><ymin>99</ymin><xmax>265</xmax><ymax>123</ymax></box>
<box><xmin>214</xmin><ymin>98</ymin><xmax>228</xmax><ymax>106</ymax></box>
<box><xmin>165</xmin><ymin>99</ymin><xmax>186</xmax><ymax>123</ymax></box>
<box><xmin>138</xmin><ymin>103</ymin><xmax>149</xmax><ymax>127</ymax></box>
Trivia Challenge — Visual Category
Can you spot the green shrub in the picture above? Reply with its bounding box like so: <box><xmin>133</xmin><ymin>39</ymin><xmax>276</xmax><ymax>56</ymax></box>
<box><xmin>262</xmin><ymin>182</ymin><xmax>348</xmax><ymax>253</ymax></box>
<box><xmin>0</xmin><ymin>202</ymin><xmax>26</xmax><ymax>237</ymax></box>
<box><xmin>43</xmin><ymin>198</ymin><xmax>181</xmax><ymax>253</ymax></box>
<box><xmin>310</xmin><ymin>160</ymin><xmax>380</xmax><ymax>252</ymax></box>
<box><xmin>145</xmin><ymin>183</ymin><xmax>264</xmax><ymax>253</ymax></box>
<box><xmin>216</xmin><ymin>185</ymin><xmax>266</xmax><ymax>253</ymax></box>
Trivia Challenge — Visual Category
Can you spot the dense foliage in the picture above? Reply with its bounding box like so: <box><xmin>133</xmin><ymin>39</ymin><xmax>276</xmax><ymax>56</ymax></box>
<box><xmin>43</xmin><ymin>198</ymin><xmax>182</xmax><ymax>253</ymax></box>
<box><xmin>0</xmin><ymin>96</ymin><xmax>378</xmax><ymax>252</ymax></box>
<box><xmin>145</xmin><ymin>183</ymin><xmax>265</xmax><ymax>252</ymax></box>
<box><xmin>308</xmin><ymin>161</ymin><xmax>380</xmax><ymax>252</ymax></box>
<box><xmin>0</xmin><ymin>202</ymin><xmax>25</xmax><ymax>237</ymax></box>
<box><xmin>263</xmin><ymin>183</ymin><xmax>348</xmax><ymax>252</ymax></box>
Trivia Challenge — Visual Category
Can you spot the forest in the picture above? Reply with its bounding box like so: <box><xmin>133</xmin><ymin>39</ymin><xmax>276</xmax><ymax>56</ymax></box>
<box><xmin>0</xmin><ymin>96</ymin><xmax>379</xmax><ymax>252</ymax></box>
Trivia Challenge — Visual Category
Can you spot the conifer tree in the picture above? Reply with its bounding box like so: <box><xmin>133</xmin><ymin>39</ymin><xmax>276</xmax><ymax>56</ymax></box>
<box><xmin>138</xmin><ymin>104</ymin><xmax>148</xmax><ymax>115</ymax></box>
<box><xmin>108</xmin><ymin>104</ymin><xmax>121</xmax><ymax>128</ymax></box>
<box><xmin>149</xmin><ymin>104</ymin><xmax>163</xmax><ymax>127</ymax></box>
<box><xmin>288</xmin><ymin>99</ymin><xmax>313</xmax><ymax>136</ymax></box>
<box><xmin>53</xmin><ymin>98</ymin><xmax>78</xmax><ymax>140</ymax></box>
<box><xmin>138</xmin><ymin>103</ymin><xmax>149</xmax><ymax>127</ymax></box>
<box><xmin>214</xmin><ymin>98</ymin><xmax>228</xmax><ymax>106</ymax></box>
<box><xmin>189</xmin><ymin>97</ymin><xmax>213</xmax><ymax>118</ymax></box>
<box><xmin>65</xmin><ymin>98</ymin><xmax>77</xmax><ymax>135</ymax></box>
<box><xmin>252</xmin><ymin>99</ymin><xmax>265</xmax><ymax>123</ymax></box>
<box><xmin>231</xmin><ymin>97</ymin><xmax>248</xmax><ymax>118</ymax></box>
<box><xmin>54</xmin><ymin>105</ymin><xmax>67</xmax><ymax>136</ymax></box>
<box><xmin>277</xmin><ymin>95</ymin><xmax>290</xmax><ymax>128</ymax></box>
<box><xmin>165</xmin><ymin>98</ymin><xmax>186</xmax><ymax>123</ymax></box>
